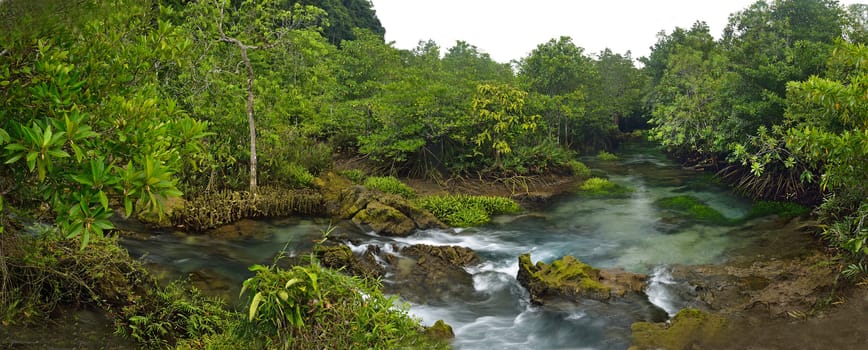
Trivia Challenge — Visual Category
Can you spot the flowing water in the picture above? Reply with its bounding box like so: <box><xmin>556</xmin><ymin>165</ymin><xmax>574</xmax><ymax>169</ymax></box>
<box><xmin>120</xmin><ymin>142</ymin><xmax>781</xmax><ymax>350</ymax></box>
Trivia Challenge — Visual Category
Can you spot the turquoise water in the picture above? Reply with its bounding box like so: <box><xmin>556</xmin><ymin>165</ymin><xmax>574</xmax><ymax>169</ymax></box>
<box><xmin>122</xmin><ymin>142</ymin><xmax>770</xmax><ymax>349</ymax></box>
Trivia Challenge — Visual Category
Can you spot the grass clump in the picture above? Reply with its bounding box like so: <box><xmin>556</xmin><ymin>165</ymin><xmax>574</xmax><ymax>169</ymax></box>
<box><xmin>655</xmin><ymin>196</ymin><xmax>730</xmax><ymax>224</ymax></box>
<box><xmin>338</xmin><ymin>169</ymin><xmax>367</xmax><ymax>184</ymax></box>
<box><xmin>596</xmin><ymin>151</ymin><xmax>619</xmax><ymax>161</ymax></box>
<box><xmin>568</xmin><ymin>160</ymin><xmax>591</xmax><ymax>178</ymax></box>
<box><xmin>364</xmin><ymin>176</ymin><xmax>416</xmax><ymax>199</ymax></box>
<box><xmin>747</xmin><ymin>201</ymin><xmax>810</xmax><ymax>219</ymax></box>
<box><xmin>416</xmin><ymin>194</ymin><xmax>521</xmax><ymax>227</ymax></box>
<box><xmin>578</xmin><ymin>178</ymin><xmax>633</xmax><ymax>197</ymax></box>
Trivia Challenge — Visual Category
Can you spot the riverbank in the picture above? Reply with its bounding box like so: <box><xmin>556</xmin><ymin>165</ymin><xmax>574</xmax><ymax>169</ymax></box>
<box><xmin>631</xmin><ymin>215</ymin><xmax>868</xmax><ymax>349</ymax></box>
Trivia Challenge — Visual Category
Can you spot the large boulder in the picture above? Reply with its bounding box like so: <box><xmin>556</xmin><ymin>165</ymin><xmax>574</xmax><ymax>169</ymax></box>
<box><xmin>316</xmin><ymin>172</ymin><xmax>444</xmax><ymax>236</ymax></box>
<box><xmin>385</xmin><ymin>244</ymin><xmax>480</xmax><ymax>304</ymax></box>
<box><xmin>517</xmin><ymin>253</ymin><xmax>647</xmax><ymax>305</ymax></box>
<box><xmin>352</xmin><ymin>201</ymin><xmax>417</xmax><ymax>237</ymax></box>
<box><xmin>314</xmin><ymin>243</ymin><xmax>384</xmax><ymax>279</ymax></box>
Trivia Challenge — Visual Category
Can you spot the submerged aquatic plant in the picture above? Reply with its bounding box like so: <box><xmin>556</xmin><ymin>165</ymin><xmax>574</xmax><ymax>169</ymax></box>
<box><xmin>577</xmin><ymin>177</ymin><xmax>633</xmax><ymax>197</ymax></box>
<box><xmin>655</xmin><ymin>196</ymin><xmax>730</xmax><ymax>224</ymax></box>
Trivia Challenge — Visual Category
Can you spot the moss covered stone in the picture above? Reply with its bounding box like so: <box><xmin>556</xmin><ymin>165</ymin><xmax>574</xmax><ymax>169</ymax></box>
<box><xmin>352</xmin><ymin>201</ymin><xmax>417</xmax><ymax>236</ymax></box>
<box><xmin>517</xmin><ymin>253</ymin><xmax>647</xmax><ymax>304</ymax></box>
<box><xmin>425</xmin><ymin>319</ymin><xmax>455</xmax><ymax>341</ymax></box>
<box><xmin>630</xmin><ymin>308</ymin><xmax>730</xmax><ymax>350</ymax></box>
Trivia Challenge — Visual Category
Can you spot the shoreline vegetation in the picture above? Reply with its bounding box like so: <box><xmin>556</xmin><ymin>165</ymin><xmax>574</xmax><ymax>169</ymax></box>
<box><xmin>2</xmin><ymin>0</ymin><xmax>868</xmax><ymax>348</ymax></box>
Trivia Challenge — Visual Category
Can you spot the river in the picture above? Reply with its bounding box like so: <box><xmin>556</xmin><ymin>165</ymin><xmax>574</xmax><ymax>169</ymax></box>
<box><xmin>120</xmin><ymin>142</ymin><xmax>783</xmax><ymax>349</ymax></box>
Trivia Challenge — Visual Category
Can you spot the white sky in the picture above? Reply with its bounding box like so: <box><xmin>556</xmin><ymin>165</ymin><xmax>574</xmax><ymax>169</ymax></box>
<box><xmin>370</xmin><ymin>0</ymin><xmax>865</xmax><ymax>63</ymax></box>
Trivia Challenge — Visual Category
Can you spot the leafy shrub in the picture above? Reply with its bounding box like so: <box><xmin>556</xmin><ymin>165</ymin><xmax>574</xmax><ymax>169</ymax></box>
<box><xmin>276</xmin><ymin>163</ymin><xmax>315</xmax><ymax>188</ymax></box>
<box><xmin>820</xmin><ymin>203</ymin><xmax>868</xmax><ymax>263</ymax></box>
<box><xmin>118</xmin><ymin>280</ymin><xmax>231</xmax><ymax>348</ymax></box>
<box><xmin>364</xmin><ymin>176</ymin><xmax>416</xmax><ymax>199</ymax></box>
<box><xmin>416</xmin><ymin>194</ymin><xmax>521</xmax><ymax>227</ymax></box>
<box><xmin>238</xmin><ymin>254</ymin><xmax>446</xmax><ymax>349</ymax></box>
<box><xmin>578</xmin><ymin>178</ymin><xmax>632</xmax><ymax>197</ymax></box>
<box><xmin>596</xmin><ymin>151</ymin><xmax>619</xmax><ymax>161</ymax></box>
<box><xmin>568</xmin><ymin>160</ymin><xmax>591</xmax><ymax>178</ymax></box>
<box><xmin>338</xmin><ymin>169</ymin><xmax>367</xmax><ymax>184</ymax></box>
<box><xmin>502</xmin><ymin>141</ymin><xmax>576</xmax><ymax>175</ymax></box>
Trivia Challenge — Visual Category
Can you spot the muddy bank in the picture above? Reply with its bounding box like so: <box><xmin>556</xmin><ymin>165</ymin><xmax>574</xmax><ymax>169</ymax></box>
<box><xmin>404</xmin><ymin>174</ymin><xmax>579</xmax><ymax>208</ymax></box>
<box><xmin>633</xmin><ymin>216</ymin><xmax>868</xmax><ymax>349</ymax></box>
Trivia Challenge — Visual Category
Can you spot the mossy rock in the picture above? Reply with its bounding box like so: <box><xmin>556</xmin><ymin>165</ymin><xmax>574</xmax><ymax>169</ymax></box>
<box><xmin>383</xmin><ymin>244</ymin><xmax>478</xmax><ymax>304</ymax></box>
<box><xmin>517</xmin><ymin>253</ymin><xmax>646</xmax><ymax>305</ymax></box>
<box><xmin>314</xmin><ymin>243</ymin><xmax>385</xmax><ymax>279</ymax></box>
<box><xmin>425</xmin><ymin>319</ymin><xmax>455</xmax><ymax>341</ymax></box>
<box><xmin>654</xmin><ymin>196</ymin><xmax>730</xmax><ymax>225</ymax></box>
<box><xmin>352</xmin><ymin>201</ymin><xmax>417</xmax><ymax>236</ymax></box>
<box><xmin>401</xmin><ymin>244</ymin><xmax>480</xmax><ymax>267</ymax></box>
<box><xmin>379</xmin><ymin>194</ymin><xmax>445</xmax><ymax>230</ymax></box>
<box><xmin>630</xmin><ymin>308</ymin><xmax>730</xmax><ymax>350</ymax></box>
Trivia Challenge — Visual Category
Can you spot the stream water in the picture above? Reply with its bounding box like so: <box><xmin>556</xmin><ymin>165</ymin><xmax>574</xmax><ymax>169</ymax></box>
<box><xmin>120</xmin><ymin>142</ymin><xmax>779</xmax><ymax>349</ymax></box>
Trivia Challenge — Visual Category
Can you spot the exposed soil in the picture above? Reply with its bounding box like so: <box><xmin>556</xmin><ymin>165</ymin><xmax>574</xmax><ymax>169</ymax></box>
<box><xmin>639</xmin><ymin>216</ymin><xmax>868</xmax><ymax>349</ymax></box>
<box><xmin>403</xmin><ymin>173</ymin><xmax>579</xmax><ymax>208</ymax></box>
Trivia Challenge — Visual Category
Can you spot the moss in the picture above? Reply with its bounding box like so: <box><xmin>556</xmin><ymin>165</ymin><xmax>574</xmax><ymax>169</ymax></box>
<box><xmin>596</xmin><ymin>150</ymin><xmax>619</xmax><ymax>161</ymax></box>
<box><xmin>517</xmin><ymin>254</ymin><xmax>612</xmax><ymax>303</ymax></box>
<box><xmin>534</xmin><ymin>256</ymin><xmax>610</xmax><ymax>294</ymax></box>
<box><xmin>655</xmin><ymin>195</ymin><xmax>731</xmax><ymax>224</ymax></box>
<box><xmin>568</xmin><ymin>160</ymin><xmax>591</xmax><ymax>179</ymax></box>
<box><xmin>415</xmin><ymin>194</ymin><xmax>521</xmax><ymax>227</ymax></box>
<box><xmin>364</xmin><ymin>176</ymin><xmax>416</xmax><ymax>199</ymax></box>
<box><xmin>352</xmin><ymin>202</ymin><xmax>417</xmax><ymax>236</ymax></box>
<box><xmin>578</xmin><ymin>177</ymin><xmax>633</xmax><ymax>197</ymax></box>
<box><xmin>630</xmin><ymin>308</ymin><xmax>730</xmax><ymax>350</ymax></box>
<box><xmin>425</xmin><ymin>319</ymin><xmax>455</xmax><ymax>341</ymax></box>
<box><xmin>747</xmin><ymin>200</ymin><xmax>810</xmax><ymax>219</ymax></box>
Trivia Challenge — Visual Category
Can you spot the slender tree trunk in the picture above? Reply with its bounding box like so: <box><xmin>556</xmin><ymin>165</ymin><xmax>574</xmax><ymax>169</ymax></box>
<box><xmin>240</xmin><ymin>46</ymin><xmax>257</xmax><ymax>193</ymax></box>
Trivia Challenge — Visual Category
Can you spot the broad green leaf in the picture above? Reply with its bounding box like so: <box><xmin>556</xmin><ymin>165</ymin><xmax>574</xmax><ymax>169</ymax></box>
<box><xmin>248</xmin><ymin>292</ymin><xmax>263</xmax><ymax>321</ymax></box>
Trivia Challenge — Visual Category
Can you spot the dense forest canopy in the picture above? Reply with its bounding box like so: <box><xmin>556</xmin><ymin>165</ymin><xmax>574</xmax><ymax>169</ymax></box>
<box><xmin>2</xmin><ymin>1</ymin><xmax>868</xmax><ymax>342</ymax></box>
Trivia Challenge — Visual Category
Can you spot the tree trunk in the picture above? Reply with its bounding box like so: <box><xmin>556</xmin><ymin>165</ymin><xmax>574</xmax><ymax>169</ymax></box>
<box><xmin>240</xmin><ymin>46</ymin><xmax>257</xmax><ymax>193</ymax></box>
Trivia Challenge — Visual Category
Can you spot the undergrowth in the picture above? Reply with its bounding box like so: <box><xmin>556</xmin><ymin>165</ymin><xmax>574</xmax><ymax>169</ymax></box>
<box><xmin>415</xmin><ymin>194</ymin><xmax>521</xmax><ymax>227</ymax></box>
<box><xmin>364</xmin><ymin>176</ymin><xmax>417</xmax><ymax>199</ymax></box>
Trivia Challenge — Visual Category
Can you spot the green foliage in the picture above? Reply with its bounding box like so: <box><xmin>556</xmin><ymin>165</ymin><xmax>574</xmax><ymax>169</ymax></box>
<box><xmin>338</xmin><ymin>169</ymin><xmax>367</xmax><ymax>184</ymax></box>
<box><xmin>0</xmin><ymin>234</ymin><xmax>155</xmax><ymax>326</ymax></box>
<box><xmin>117</xmin><ymin>280</ymin><xmax>231</xmax><ymax>348</ymax></box>
<box><xmin>237</xmin><ymin>249</ymin><xmax>443</xmax><ymax>349</ymax></box>
<box><xmin>568</xmin><ymin>160</ymin><xmax>592</xmax><ymax>178</ymax></box>
<box><xmin>0</xmin><ymin>1</ymin><xmax>198</xmax><ymax>248</ymax></box>
<box><xmin>655</xmin><ymin>196</ymin><xmax>730</xmax><ymax>224</ymax></box>
<box><xmin>577</xmin><ymin>178</ymin><xmax>632</xmax><ymax>197</ymax></box>
<box><xmin>596</xmin><ymin>151</ymin><xmax>619</xmax><ymax>161</ymax></box>
<box><xmin>501</xmin><ymin>141</ymin><xmax>576</xmax><ymax>175</ymax></box>
<box><xmin>364</xmin><ymin>176</ymin><xmax>416</xmax><ymax>199</ymax></box>
<box><xmin>271</xmin><ymin>163</ymin><xmax>315</xmax><ymax>189</ymax></box>
<box><xmin>820</xmin><ymin>204</ymin><xmax>868</xmax><ymax>259</ymax></box>
<box><xmin>471</xmin><ymin>83</ymin><xmax>540</xmax><ymax>168</ymax></box>
<box><xmin>415</xmin><ymin>194</ymin><xmax>521</xmax><ymax>227</ymax></box>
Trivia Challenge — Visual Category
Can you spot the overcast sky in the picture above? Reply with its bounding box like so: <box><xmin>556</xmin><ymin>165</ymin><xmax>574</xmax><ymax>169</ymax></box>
<box><xmin>370</xmin><ymin>0</ymin><xmax>864</xmax><ymax>63</ymax></box>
